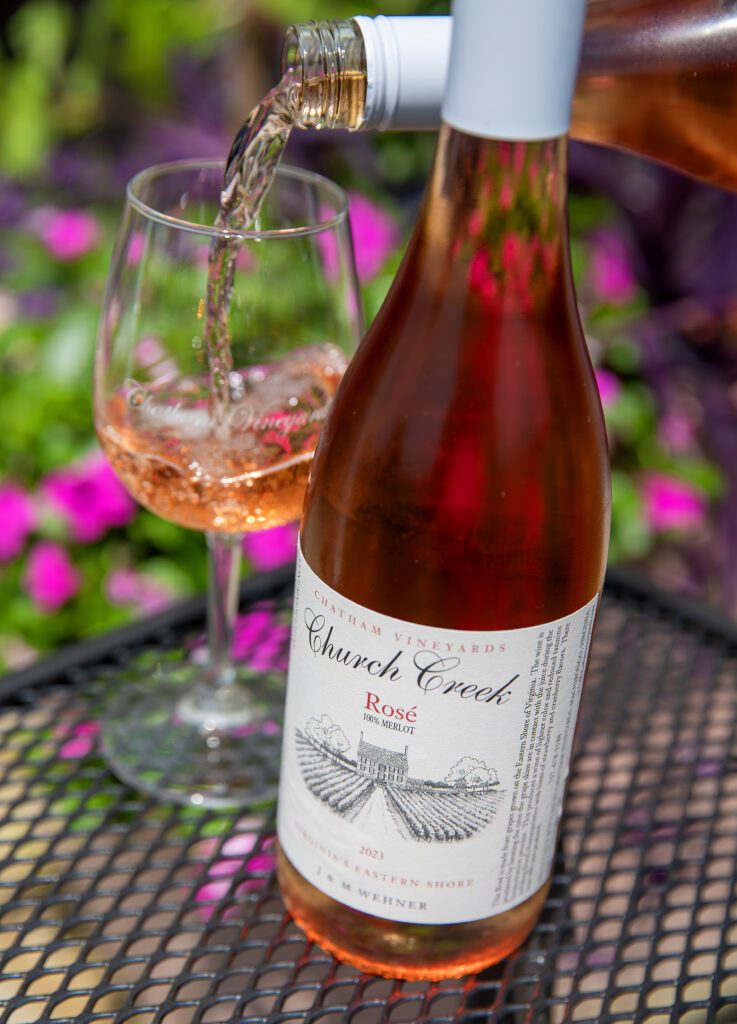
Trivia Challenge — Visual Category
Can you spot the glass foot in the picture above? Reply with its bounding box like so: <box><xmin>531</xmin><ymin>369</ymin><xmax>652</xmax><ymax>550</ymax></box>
<box><xmin>100</xmin><ymin>661</ymin><xmax>284</xmax><ymax>808</ymax></box>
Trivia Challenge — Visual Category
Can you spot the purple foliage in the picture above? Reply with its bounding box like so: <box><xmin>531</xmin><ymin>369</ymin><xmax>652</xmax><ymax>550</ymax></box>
<box><xmin>0</xmin><ymin>177</ymin><xmax>26</xmax><ymax>227</ymax></box>
<box><xmin>18</xmin><ymin>288</ymin><xmax>60</xmax><ymax>319</ymax></box>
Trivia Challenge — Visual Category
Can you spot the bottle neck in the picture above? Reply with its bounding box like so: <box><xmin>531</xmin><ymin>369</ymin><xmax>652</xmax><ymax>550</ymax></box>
<box><xmin>282</xmin><ymin>20</ymin><xmax>367</xmax><ymax>130</ymax></box>
<box><xmin>419</xmin><ymin>127</ymin><xmax>570</xmax><ymax>313</ymax></box>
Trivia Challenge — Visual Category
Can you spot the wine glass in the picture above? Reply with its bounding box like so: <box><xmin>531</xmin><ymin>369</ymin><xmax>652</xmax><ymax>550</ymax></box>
<box><xmin>94</xmin><ymin>159</ymin><xmax>362</xmax><ymax>807</ymax></box>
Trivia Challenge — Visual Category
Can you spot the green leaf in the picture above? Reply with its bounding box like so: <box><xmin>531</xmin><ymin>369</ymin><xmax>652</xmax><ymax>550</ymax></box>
<box><xmin>603</xmin><ymin>383</ymin><xmax>657</xmax><ymax>445</ymax></box>
<box><xmin>609</xmin><ymin>471</ymin><xmax>653</xmax><ymax>563</ymax></box>
<box><xmin>8</xmin><ymin>0</ymin><xmax>72</xmax><ymax>70</ymax></box>
<box><xmin>0</xmin><ymin>63</ymin><xmax>51</xmax><ymax>174</ymax></box>
<box><xmin>568</xmin><ymin>193</ymin><xmax>616</xmax><ymax>234</ymax></box>
<box><xmin>605</xmin><ymin>337</ymin><xmax>642</xmax><ymax>374</ymax></box>
<box><xmin>41</xmin><ymin>306</ymin><xmax>98</xmax><ymax>384</ymax></box>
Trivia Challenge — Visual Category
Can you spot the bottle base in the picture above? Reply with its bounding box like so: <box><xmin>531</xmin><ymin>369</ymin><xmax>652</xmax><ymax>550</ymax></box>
<box><xmin>277</xmin><ymin>847</ymin><xmax>549</xmax><ymax>981</ymax></box>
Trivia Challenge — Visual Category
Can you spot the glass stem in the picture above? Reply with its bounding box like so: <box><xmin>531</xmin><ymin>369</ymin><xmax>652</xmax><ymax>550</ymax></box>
<box><xmin>206</xmin><ymin>531</ymin><xmax>243</xmax><ymax>688</ymax></box>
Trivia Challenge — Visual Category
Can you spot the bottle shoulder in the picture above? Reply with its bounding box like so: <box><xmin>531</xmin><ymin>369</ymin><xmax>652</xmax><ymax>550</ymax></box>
<box><xmin>319</xmin><ymin>257</ymin><xmax>604</xmax><ymax>457</ymax></box>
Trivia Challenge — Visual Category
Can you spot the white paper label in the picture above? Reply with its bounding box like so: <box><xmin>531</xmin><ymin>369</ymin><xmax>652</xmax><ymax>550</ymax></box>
<box><xmin>277</xmin><ymin>548</ymin><xmax>597</xmax><ymax>925</ymax></box>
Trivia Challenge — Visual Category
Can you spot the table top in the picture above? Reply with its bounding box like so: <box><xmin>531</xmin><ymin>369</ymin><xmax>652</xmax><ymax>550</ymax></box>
<box><xmin>0</xmin><ymin>566</ymin><xmax>735</xmax><ymax>1024</ymax></box>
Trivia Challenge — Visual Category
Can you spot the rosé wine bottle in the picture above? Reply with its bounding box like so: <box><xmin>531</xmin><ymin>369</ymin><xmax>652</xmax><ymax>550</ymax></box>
<box><xmin>283</xmin><ymin>0</ymin><xmax>737</xmax><ymax>192</ymax></box>
<box><xmin>275</xmin><ymin>0</ymin><xmax>610</xmax><ymax>981</ymax></box>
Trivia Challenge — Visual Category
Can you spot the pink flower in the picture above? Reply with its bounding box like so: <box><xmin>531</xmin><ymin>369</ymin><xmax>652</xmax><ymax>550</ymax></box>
<box><xmin>126</xmin><ymin>230</ymin><xmax>146</xmax><ymax>266</ymax></box>
<box><xmin>194</xmin><ymin>834</ymin><xmax>276</xmax><ymax>921</ymax></box>
<box><xmin>589</xmin><ymin>232</ymin><xmax>637</xmax><ymax>304</ymax></box>
<box><xmin>243</xmin><ymin>522</ymin><xmax>297</xmax><ymax>572</ymax></box>
<box><xmin>43</xmin><ymin>454</ymin><xmax>136</xmax><ymax>543</ymax></box>
<box><xmin>189</xmin><ymin>603</ymin><xmax>290</xmax><ymax>673</ymax></box>
<box><xmin>40</xmin><ymin>209</ymin><xmax>102</xmax><ymax>262</ymax></box>
<box><xmin>595</xmin><ymin>368</ymin><xmax>622</xmax><ymax>408</ymax></box>
<box><xmin>24</xmin><ymin>542</ymin><xmax>80</xmax><ymax>613</ymax></box>
<box><xmin>468</xmin><ymin>210</ymin><xmax>484</xmax><ymax>237</ymax></box>
<box><xmin>319</xmin><ymin>192</ymin><xmax>399</xmax><ymax>283</ymax></box>
<box><xmin>0</xmin><ymin>483</ymin><xmax>35</xmax><ymax>562</ymax></box>
<box><xmin>106</xmin><ymin>568</ymin><xmax>173</xmax><ymax>615</ymax></box>
<box><xmin>499</xmin><ymin>182</ymin><xmax>514</xmax><ymax>211</ymax></box>
<box><xmin>501</xmin><ymin>232</ymin><xmax>524</xmax><ymax>273</ymax></box>
<box><xmin>641</xmin><ymin>472</ymin><xmax>708</xmax><ymax>532</ymax></box>
<box><xmin>468</xmin><ymin>250</ymin><xmax>498</xmax><ymax>306</ymax></box>
<box><xmin>59</xmin><ymin>719</ymin><xmax>100</xmax><ymax>759</ymax></box>
<box><xmin>262</xmin><ymin>430</ymin><xmax>292</xmax><ymax>456</ymax></box>
<box><xmin>349</xmin><ymin>192</ymin><xmax>400</xmax><ymax>281</ymax></box>
<box><xmin>231</xmin><ymin>606</ymin><xmax>290</xmax><ymax>672</ymax></box>
<box><xmin>135</xmin><ymin>336</ymin><xmax>166</xmax><ymax>367</ymax></box>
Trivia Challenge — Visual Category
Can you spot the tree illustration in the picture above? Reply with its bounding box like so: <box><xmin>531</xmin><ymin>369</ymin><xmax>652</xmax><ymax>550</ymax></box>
<box><xmin>305</xmin><ymin>714</ymin><xmax>350</xmax><ymax>755</ymax></box>
<box><xmin>444</xmin><ymin>756</ymin><xmax>498</xmax><ymax>787</ymax></box>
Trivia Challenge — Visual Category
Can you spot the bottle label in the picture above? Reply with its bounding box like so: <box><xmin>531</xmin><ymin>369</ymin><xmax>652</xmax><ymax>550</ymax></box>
<box><xmin>278</xmin><ymin>548</ymin><xmax>598</xmax><ymax>925</ymax></box>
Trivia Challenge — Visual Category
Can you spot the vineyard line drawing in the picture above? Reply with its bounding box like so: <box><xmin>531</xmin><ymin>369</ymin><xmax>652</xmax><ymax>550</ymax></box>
<box><xmin>296</xmin><ymin>715</ymin><xmax>504</xmax><ymax>843</ymax></box>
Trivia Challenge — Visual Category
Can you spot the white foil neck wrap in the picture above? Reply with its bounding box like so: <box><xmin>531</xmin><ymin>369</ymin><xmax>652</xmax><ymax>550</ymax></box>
<box><xmin>441</xmin><ymin>0</ymin><xmax>587</xmax><ymax>141</ymax></box>
<box><xmin>353</xmin><ymin>15</ymin><xmax>450</xmax><ymax>131</ymax></box>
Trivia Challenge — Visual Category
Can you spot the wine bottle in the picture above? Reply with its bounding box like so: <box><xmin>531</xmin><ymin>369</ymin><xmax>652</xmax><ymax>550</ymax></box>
<box><xmin>283</xmin><ymin>0</ymin><xmax>737</xmax><ymax>191</ymax></box>
<box><xmin>276</xmin><ymin>0</ymin><xmax>610</xmax><ymax>981</ymax></box>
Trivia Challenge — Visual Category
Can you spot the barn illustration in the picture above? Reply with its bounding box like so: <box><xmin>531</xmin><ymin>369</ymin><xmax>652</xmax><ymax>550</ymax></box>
<box><xmin>295</xmin><ymin>716</ymin><xmax>504</xmax><ymax>844</ymax></box>
<box><xmin>357</xmin><ymin>733</ymin><xmax>409</xmax><ymax>783</ymax></box>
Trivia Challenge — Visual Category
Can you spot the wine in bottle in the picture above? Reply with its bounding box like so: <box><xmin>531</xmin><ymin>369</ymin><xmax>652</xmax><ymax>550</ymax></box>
<box><xmin>283</xmin><ymin>0</ymin><xmax>737</xmax><ymax>192</ymax></box>
<box><xmin>276</xmin><ymin>0</ymin><xmax>611</xmax><ymax>981</ymax></box>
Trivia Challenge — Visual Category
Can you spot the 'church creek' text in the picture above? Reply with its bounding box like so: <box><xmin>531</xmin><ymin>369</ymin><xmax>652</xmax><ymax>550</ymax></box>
<box><xmin>304</xmin><ymin>608</ymin><xmax>518</xmax><ymax>707</ymax></box>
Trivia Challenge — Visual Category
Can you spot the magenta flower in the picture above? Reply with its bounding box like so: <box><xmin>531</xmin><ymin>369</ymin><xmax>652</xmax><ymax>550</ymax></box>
<box><xmin>135</xmin><ymin>336</ymin><xmax>166</xmax><ymax>367</ymax></box>
<box><xmin>105</xmin><ymin>568</ymin><xmax>173</xmax><ymax>615</ymax></box>
<box><xmin>243</xmin><ymin>522</ymin><xmax>297</xmax><ymax>572</ymax></box>
<box><xmin>468</xmin><ymin>250</ymin><xmax>497</xmax><ymax>306</ymax></box>
<box><xmin>43</xmin><ymin>454</ymin><xmax>136</xmax><ymax>543</ymax></box>
<box><xmin>589</xmin><ymin>231</ymin><xmax>637</xmax><ymax>305</ymax></box>
<box><xmin>195</xmin><ymin>833</ymin><xmax>276</xmax><ymax>921</ymax></box>
<box><xmin>39</xmin><ymin>209</ymin><xmax>102</xmax><ymax>262</ymax></box>
<box><xmin>24</xmin><ymin>542</ymin><xmax>81</xmax><ymax>613</ymax></box>
<box><xmin>350</xmin><ymin>192</ymin><xmax>400</xmax><ymax>280</ymax></box>
<box><xmin>595</xmin><ymin>368</ymin><xmax>622</xmax><ymax>408</ymax></box>
<box><xmin>58</xmin><ymin>721</ymin><xmax>100</xmax><ymax>760</ymax></box>
<box><xmin>189</xmin><ymin>603</ymin><xmax>290</xmax><ymax>673</ymax></box>
<box><xmin>126</xmin><ymin>230</ymin><xmax>146</xmax><ymax>266</ymax></box>
<box><xmin>641</xmin><ymin>472</ymin><xmax>708</xmax><ymax>532</ymax></box>
<box><xmin>320</xmin><ymin>192</ymin><xmax>399</xmax><ymax>283</ymax></box>
<box><xmin>232</xmin><ymin>606</ymin><xmax>290</xmax><ymax>672</ymax></box>
<box><xmin>0</xmin><ymin>483</ymin><xmax>35</xmax><ymax>562</ymax></box>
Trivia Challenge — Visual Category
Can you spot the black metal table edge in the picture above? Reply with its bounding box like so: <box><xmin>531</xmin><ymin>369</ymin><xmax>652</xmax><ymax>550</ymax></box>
<box><xmin>604</xmin><ymin>564</ymin><xmax>737</xmax><ymax>646</ymax></box>
<box><xmin>4</xmin><ymin>563</ymin><xmax>736</xmax><ymax>705</ymax></box>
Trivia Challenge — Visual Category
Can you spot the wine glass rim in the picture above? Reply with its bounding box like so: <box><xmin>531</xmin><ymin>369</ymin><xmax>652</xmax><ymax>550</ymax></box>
<box><xmin>126</xmin><ymin>158</ymin><xmax>350</xmax><ymax>239</ymax></box>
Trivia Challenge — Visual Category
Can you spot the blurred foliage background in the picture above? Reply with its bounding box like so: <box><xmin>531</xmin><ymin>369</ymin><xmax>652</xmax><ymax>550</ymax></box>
<box><xmin>1</xmin><ymin>0</ymin><xmax>736</xmax><ymax>669</ymax></box>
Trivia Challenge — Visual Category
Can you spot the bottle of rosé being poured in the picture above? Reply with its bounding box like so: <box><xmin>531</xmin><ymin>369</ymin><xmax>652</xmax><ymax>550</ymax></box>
<box><xmin>276</xmin><ymin>0</ymin><xmax>610</xmax><ymax>981</ymax></box>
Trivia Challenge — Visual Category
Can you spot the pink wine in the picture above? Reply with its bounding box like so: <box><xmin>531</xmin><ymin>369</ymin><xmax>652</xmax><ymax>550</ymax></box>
<box><xmin>96</xmin><ymin>344</ymin><xmax>345</xmax><ymax>533</ymax></box>
<box><xmin>574</xmin><ymin>0</ymin><xmax>737</xmax><ymax>191</ymax></box>
<box><xmin>277</xmin><ymin>130</ymin><xmax>609</xmax><ymax>980</ymax></box>
<box><xmin>276</xmin><ymin>0</ymin><xmax>609</xmax><ymax>979</ymax></box>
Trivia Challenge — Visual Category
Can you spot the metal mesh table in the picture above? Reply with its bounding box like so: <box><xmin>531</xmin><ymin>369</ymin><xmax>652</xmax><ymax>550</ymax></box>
<box><xmin>1</xmin><ymin>566</ymin><xmax>736</xmax><ymax>1024</ymax></box>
